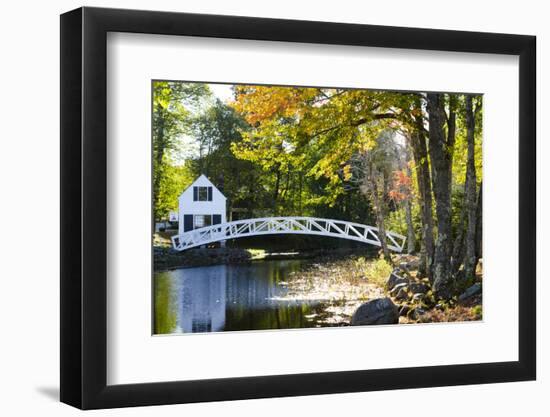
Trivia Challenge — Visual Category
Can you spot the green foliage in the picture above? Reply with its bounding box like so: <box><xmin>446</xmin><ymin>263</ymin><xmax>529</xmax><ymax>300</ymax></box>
<box><xmin>155</xmin><ymin>157</ymin><xmax>194</xmax><ymax>220</ymax></box>
<box><xmin>452</xmin><ymin>95</ymin><xmax>483</xmax><ymax>186</ymax></box>
<box><xmin>187</xmin><ymin>99</ymin><xmax>273</xmax><ymax>215</ymax></box>
<box><xmin>152</xmin><ymin>81</ymin><xmax>210</xmax><ymax>220</ymax></box>
<box><xmin>386</xmin><ymin>207</ymin><xmax>408</xmax><ymax>237</ymax></box>
<box><xmin>472</xmin><ymin>305</ymin><xmax>483</xmax><ymax>320</ymax></box>
<box><xmin>354</xmin><ymin>256</ymin><xmax>393</xmax><ymax>287</ymax></box>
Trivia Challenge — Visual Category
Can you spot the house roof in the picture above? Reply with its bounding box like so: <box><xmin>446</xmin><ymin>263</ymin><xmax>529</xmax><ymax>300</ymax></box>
<box><xmin>178</xmin><ymin>174</ymin><xmax>226</xmax><ymax>199</ymax></box>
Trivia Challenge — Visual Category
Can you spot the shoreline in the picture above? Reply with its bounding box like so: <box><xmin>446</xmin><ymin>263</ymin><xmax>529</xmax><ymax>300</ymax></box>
<box><xmin>153</xmin><ymin>245</ymin><xmax>377</xmax><ymax>272</ymax></box>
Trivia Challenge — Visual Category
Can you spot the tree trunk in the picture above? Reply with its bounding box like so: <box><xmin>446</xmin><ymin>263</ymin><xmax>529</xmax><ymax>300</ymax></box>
<box><xmin>298</xmin><ymin>171</ymin><xmax>303</xmax><ymax>215</ymax></box>
<box><xmin>404</xmin><ymin>146</ymin><xmax>416</xmax><ymax>254</ymax></box>
<box><xmin>369</xmin><ymin>171</ymin><xmax>390</xmax><ymax>261</ymax></box>
<box><xmin>410</xmin><ymin>124</ymin><xmax>434</xmax><ymax>279</ymax></box>
<box><xmin>463</xmin><ymin>96</ymin><xmax>478</xmax><ymax>281</ymax></box>
<box><xmin>427</xmin><ymin>93</ymin><xmax>455</xmax><ymax>299</ymax></box>
<box><xmin>404</xmin><ymin>199</ymin><xmax>416</xmax><ymax>254</ymax></box>
<box><xmin>475</xmin><ymin>182</ymin><xmax>483</xmax><ymax>261</ymax></box>
<box><xmin>273</xmin><ymin>166</ymin><xmax>281</xmax><ymax>207</ymax></box>
<box><xmin>451</xmin><ymin>207</ymin><xmax>466</xmax><ymax>274</ymax></box>
<box><xmin>374</xmin><ymin>198</ymin><xmax>390</xmax><ymax>261</ymax></box>
<box><xmin>153</xmin><ymin>106</ymin><xmax>166</xmax><ymax>223</ymax></box>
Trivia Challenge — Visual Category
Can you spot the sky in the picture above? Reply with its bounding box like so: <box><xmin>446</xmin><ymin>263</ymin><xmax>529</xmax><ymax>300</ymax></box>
<box><xmin>208</xmin><ymin>83</ymin><xmax>234</xmax><ymax>103</ymax></box>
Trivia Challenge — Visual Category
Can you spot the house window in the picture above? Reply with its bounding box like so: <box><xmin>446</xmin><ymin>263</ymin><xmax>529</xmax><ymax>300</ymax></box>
<box><xmin>193</xmin><ymin>186</ymin><xmax>212</xmax><ymax>201</ymax></box>
<box><xmin>194</xmin><ymin>214</ymin><xmax>212</xmax><ymax>229</ymax></box>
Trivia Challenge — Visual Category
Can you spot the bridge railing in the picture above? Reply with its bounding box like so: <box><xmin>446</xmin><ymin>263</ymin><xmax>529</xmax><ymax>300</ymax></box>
<box><xmin>171</xmin><ymin>217</ymin><xmax>406</xmax><ymax>253</ymax></box>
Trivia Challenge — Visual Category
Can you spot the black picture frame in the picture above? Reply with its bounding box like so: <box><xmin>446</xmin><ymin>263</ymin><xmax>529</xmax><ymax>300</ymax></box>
<box><xmin>60</xmin><ymin>6</ymin><xmax>536</xmax><ymax>410</ymax></box>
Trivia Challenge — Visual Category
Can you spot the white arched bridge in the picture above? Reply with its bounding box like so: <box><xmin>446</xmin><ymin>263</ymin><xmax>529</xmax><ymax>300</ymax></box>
<box><xmin>171</xmin><ymin>217</ymin><xmax>406</xmax><ymax>253</ymax></box>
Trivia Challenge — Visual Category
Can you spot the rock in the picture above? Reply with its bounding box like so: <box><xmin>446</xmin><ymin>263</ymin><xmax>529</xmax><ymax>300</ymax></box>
<box><xmin>398</xmin><ymin>262</ymin><xmax>411</xmax><ymax>271</ymax></box>
<box><xmin>411</xmin><ymin>293</ymin><xmax>425</xmax><ymax>303</ymax></box>
<box><xmin>458</xmin><ymin>283</ymin><xmax>482</xmax><ymax>302</ymax></box>
<box><xmin>394</xmin><ymin>286</ymin><xmax>410</xmax><ymax>301</ymax></box>
<box><xmin>386</xmin><ymin>271</ymin><xmax>410</xmax><ymax>291</ymax></box>
<box><xmin>409</xmin><ymin>282</ymin><xmax>430</xmax><ymax>294</ymax></box>
<box><xmin>390</xmin><ymin>282</ymin><xmax>408</xmax><ymax>294</ymax></box>
<box><xmin>351</xmin><ymin>298</ymin><xmax>399</xmax><ymax>325</ymax></box>
<box><xmin>407</xmin><ymin>258</ymin><xmax>420</xmax><ymax>269</ymax></box>
<box><xmin>398</xmin><ymin>304</ymin><xmax>411</xmax><ymax>317</ymax></box>
<box><xmin>389</xmin><ymin>282</ymin><xmax>410</xmax><ymax>301</ymax></box>
<box><xmin>408</xmin><ymin>307</ymin><xmax>427</xmax><ymax>320</ymax></box>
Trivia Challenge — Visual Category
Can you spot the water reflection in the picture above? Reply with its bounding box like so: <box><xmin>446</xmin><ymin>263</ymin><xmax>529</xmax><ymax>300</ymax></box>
<box><xmin>178</xmin><ymin>265</ymin><xmax>227</xmax><ymax>333</ymax></box>
<box><xmin>154</xmin><ymin>260</ymin><xmax>319</xmax><ymax>334</ymax></box>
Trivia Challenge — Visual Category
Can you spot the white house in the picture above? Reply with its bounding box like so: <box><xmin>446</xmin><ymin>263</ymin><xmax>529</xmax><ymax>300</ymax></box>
<box><xmin>178</xmin><ymin>175</ymin><xmax>227</xmax><ymax>236</ymax></box>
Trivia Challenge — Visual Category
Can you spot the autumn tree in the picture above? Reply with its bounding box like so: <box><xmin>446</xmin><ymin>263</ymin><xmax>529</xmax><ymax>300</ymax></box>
<box><xmin>231</xmin><ymin>86</ymin><xmax>398</xmax><ymax>207</ymax></box>
<box><xmin>346</xmin><ymin>130</ymin><xmax>402</xmax><ymax>259</ymax></box>
<box><xmin>389</xmin><ymin>152</ymin><xmax>416</xmax><ymax>255</ymax></box>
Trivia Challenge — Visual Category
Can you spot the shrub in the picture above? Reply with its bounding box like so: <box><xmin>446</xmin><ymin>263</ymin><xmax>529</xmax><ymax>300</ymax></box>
<box><xmin>355</xmin><ymin>256</ymin><xmax>392</xmax><ymax>287</ymax></box>
<box><xmin>472</xmin><ymin>305</ymin><xmax>483</xmax><ymax>320</ymax></box>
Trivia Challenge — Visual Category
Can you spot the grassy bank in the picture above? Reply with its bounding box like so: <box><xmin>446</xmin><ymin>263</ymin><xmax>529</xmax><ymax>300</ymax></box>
<box><xmin>274</xmin><ymin>253</ymin><xmax>482</xmax><ymax>325</ymax></box>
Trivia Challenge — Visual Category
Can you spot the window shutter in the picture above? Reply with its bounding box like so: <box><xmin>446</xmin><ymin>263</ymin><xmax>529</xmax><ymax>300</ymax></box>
<box><xmin>193</xmin><ymin>186</ymin><xmax>198</xmax><ymax>201</ymax></box>
<box><xmin>207</xmin><ymin>186</ymin><xmax>213</xmax><ymax>201</ymax></box>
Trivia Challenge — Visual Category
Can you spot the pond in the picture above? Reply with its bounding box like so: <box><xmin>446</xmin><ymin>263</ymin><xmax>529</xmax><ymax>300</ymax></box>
<box><xmin>154</xmin><ymin>259</ymin><xmax>340</xmax><ymax>334</ymax></box>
